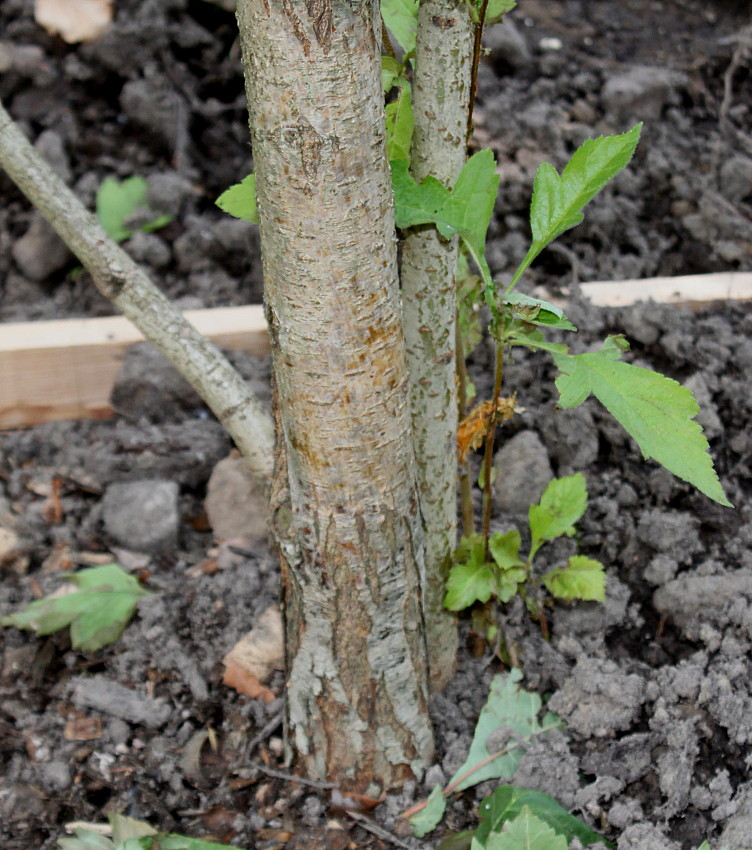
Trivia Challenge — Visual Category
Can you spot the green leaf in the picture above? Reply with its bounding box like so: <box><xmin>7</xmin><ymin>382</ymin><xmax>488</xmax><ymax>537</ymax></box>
<box><xmin>410</xmin><ymin>785</ymin><xmax>447</xmax><ymax>837</ymax></box>
<box><xmin>449</xmin><ymin>670</ymin><xmax>560</xmax><ymax>792</ymax></box>
<box><xmin>2</xmin><ymin>564</ymin><xmax>151</xmax><ymax>652</ymax></box>
<box><xmin>381</xmin><ymin>55</ymin><xmax>403</xmax><ymax>92</ymax></box>
<box><xmin>391</xmin><ymin>150</ymin><xmax>499</xmax><ymax>290</ymax></box>
<box><xmin>553</xmin><ymin>339</ymin><xmax>732</xmax><ymax>506</ymax></box>
<box><xmin>438</xmin><ymin>831</ymin><xmax>476</xmax><ymax>850</ymax></box>
<box><xmin>509</xmin><ymin>125</ymin><xmax>642</xmax><ymax>290</ymax></box>
<box><xmin>486</xmin><ymin>0</ymin><xmax>517</xmax><ymax>24</ymax></box>
<box><xmin>528</xmin><ymin>474</ymin><xmax>587</xmax><ymax>559</ymax></box>
<box><xmin>385</xmin><ymin>84</ymin><xmax>414</xmax><ymax>162</ymax></box>
<box><xmin>444</xmin><ymin>536</ymin><xmax>497</xmax><ymax>611</ymax></box>
<box><xmin>502</xmin><ymin>293</ymin><xmax>576</xmax><ymax>331</ymax></box>
<box><xmin>543</xmin><ymin>556</ymin><xmax>605</xmax><ymax>602</ymax></box>
<box><xmin>59</xmin><ymin>829</ymin><xmax>115</xmax><ymax>850</ymax></box>
<box><xmin>381</xmin><ymin>0</ymin><xmax>419</xmax><ymax>53</ymax></box>
<box><xmin>507</xmin><ymin>327</ymin><xmax>569</xmax><ymax>357</ymax></box>
<box><xmin>96</xmin><ymin>176</ymin><xmax>159</xmax><ymax>243</ymax></box>
<box><xmin>488</xmin><ymin>531</ymin><xmax>527</xmax><ymax>603</ymax></box>
<box><xmin>216</xmin><ymin>173</ymin><xmax>258</xmax><ymax>224</ymax></box>
<box><xmin>476</xmin><ymin>786</ymin><xmax>609</xmax><ymax>848</ymax></box>
<box><xmin>154</xmin><ymin>835</ymin><xmax>239</xmax><ymax>850</ymax></box>
<box><xmin>474</xmin><ymin>807</ymin><xmax>568</xmax><ymax>850</ymax></box>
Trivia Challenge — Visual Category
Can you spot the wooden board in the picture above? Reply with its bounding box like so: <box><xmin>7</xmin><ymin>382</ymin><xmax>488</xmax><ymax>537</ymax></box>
<box><xmin>0</xmin><ymin>305</ymin><xmax>268</xmax><ymax>428</ymax></box>
<box><xmin>2</xmin><ymin>271</ymin><xmax>751</xmax><ymax>429</ymax></box>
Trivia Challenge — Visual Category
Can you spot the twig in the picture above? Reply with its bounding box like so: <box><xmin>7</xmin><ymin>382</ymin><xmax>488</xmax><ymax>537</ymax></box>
<box><xmin>466</xmin><ymin>0</ymin><xmax>490</xmax><ymax>151</ymax></box>
<box><xmin>0</xmin><ymin>99</ymin><xmax>275</xmax><ymax>481</ymax></box>
<box><xmin>244</xmin><ymin>712</ymin><xmax>283</xmax><ymax>759</ymax></box>
<box><xmin>345</xmin><ymin>811</ymin><xmax>414</xmax><ymax>850</ymax></box>
<box><xmin>247</xmin><ymin>760</ymin><xmax>338</xmax><ymax>790</ymax></box>
<box><xmin>400</xmin><ymin>721</ymin><xmax>564</xmax><ymax>821</ymax></box>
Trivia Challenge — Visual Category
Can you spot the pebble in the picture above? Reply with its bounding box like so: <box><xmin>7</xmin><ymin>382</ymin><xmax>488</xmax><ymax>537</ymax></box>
<box><xmin>493</xmin><ymin>430</ymin><xmax>553</xmax><ymax>515</ymax></box>
<box><xmin>11</xmin><ymin>214</ymin><xmax>72</xmax><ymax>281</ymax></box>
<box><xmin>72</xmin><ymin>675</ymin><xmax>172</xmax><ymax>728</ymax></box>
<box><xmin>102</xmin><ymin>479</ymin><xmax>179</xmax><ymax>553</ymax></box>
<box><xmin>205</xmin><ymin>454</ymin><xmax>268</xmax><ymax>542</ymax></box>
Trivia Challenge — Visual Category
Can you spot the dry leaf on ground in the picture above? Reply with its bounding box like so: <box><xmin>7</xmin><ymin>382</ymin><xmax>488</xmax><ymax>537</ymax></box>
<box><xmin>35</xmin><ymin>0</ymin><xmax>114</xmax><ymax>44</ymax></box>
<box><xmin>222</xmin><ymin>606</ymin><xmax>283</xmax><ymax>702</ymax></box>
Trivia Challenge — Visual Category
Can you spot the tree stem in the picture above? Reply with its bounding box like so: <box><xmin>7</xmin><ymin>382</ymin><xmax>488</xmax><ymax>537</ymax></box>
<box><xmin>482</xmin><ymin>342</ymin><xmax>504</xmax><ymax>556</ymax></box>
<box><xmin>466</xmin><ymin>0</ymin><xmax>490</xmax><ymax>151</ymax></box>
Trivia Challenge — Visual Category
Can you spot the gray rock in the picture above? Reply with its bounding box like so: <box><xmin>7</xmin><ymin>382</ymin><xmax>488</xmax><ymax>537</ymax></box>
<box><xmin>653</xmin><ymin>568</ymin><xmax>752</xmax><ymax>640</ymax></box>
<box><xmin>71</xmin><ymin>675</ymin><xmax>172</xmax><ymax>728</ymax></box>
<box><xmin>205</xmin><ymin>454</ymin><xmax>268</xmax><ymax>542</ymax></box>
<box><xmin>483</xmin><ymin>20</ymin><xmax>533</xmax><ymax>72</ymax></box>
<box><xmin>102</xmin><ymin>480</ymin><xmax>179</xmax><ymax>553</ymax></box>
<box><xmin>548</xmin><ymin>657</ymin><xmax>646</xmax><ymax>738</ymax></box>
<box><xmin>580</xmin><ymin>733</ymin><xmax>654</xmax><ymax>784</ymax></box>
<box><xmin>601</xmin><ymin>66</ymin><xmax>682</xmax><ymax>123</ymax></box>
<box><xmin>125</xmin><ymin>231</ymin><xmax>171</xmax><ymax>269</ymax></box>
<box><xmin>110</xmin><ymin>342</ymin><xmax>203</xmax><ymax>421</ymax></box>
<box><xmin>147</xmin><ymin>170</ymin><xmax>195</xmax><ymax>215</ymax></box>
<box><xmin>38</xmin><ymin>759</ymin><xmax>71</xmax><ymax>792</ymax></box>
<box><xmin>616</xmin><ymin>823</ymin><xmax>680</xmax><ymax>850</ymax></box>
<box><xmin>494</xmin><ymin>430</ymin><xmax>553</xmax><ymax>515</ymax></box>
<box><xmin>120</xmin><ymin>78</ymin><xmax>184</xmax><ymax>148</ymax></box>
<box><xmin>719</xmin><ymin>154</ymin><xmax>752</xmax><ymax>204</ymax></box>
<box><xmin>12</xmin><ymin>214</ymin><xmax>72</xmax><ymax>281</ymax></box>
<box><xmin>34</xmin><ymin>130</ymin><xmax>71</xmax><ymax>183</ymax></box>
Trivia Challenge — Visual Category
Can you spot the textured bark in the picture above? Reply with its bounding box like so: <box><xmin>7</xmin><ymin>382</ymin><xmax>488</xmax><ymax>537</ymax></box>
<box><xmin>0</xmin><ymin>100</ymin><xmax>274</xmax><ymax>480</ymax></box>
<box><xmin>400</xmin><ymin>0</ymin><xmax>474</xmax><ymax>690</ymax></box>
<box><xmin>237</xmin><ymin>0</ymin><xmax>434</xmax><ymax>791</ymax></box>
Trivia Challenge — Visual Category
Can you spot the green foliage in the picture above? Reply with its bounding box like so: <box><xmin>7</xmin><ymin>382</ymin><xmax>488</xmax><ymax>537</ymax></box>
<box><xmin>445</xmin><ymin>475</ymin><xmax>605</xmax><ymax>614</ymax></box>
<box><xmin>466</xmin><ymin>0</ymin><xmax>517</xmax><ymax>25</ymax></box>
<box><xmin>385</xmin><ymin>83</ymin><xmax>414</xmax><ymax>162</ymax></box>
<box><xmin>380</xmin><ymin>0</ymin><xmax>419</xmax><ymax>54</ymax></box>
<box><xmin>472</xmin><ymin>807</ymin><xmax>567</xmax><ymax>850</ymax></box>
<box><xmin>410</xmin><ymin>785</ymin><xmax>447</xmax><ymax>837</ymax></box>
<box><xmin>508</xmin><ymin>124</ymin><xmax>642</xmax><ymax>289</ymax></box>
<box><xmin>2</xmin><ymin>564</ymin><xmax>151</xmax><ymax>652</ymax></box>
<box><xmin>215</xmin><ymin>173</ymin><xmax>258</xmax><ymax>224</ymax></box>
<box><xmin>501</xmin><ymin>292</ymin><xmax>576</xmax><ymax>331</ymax></box>
<box><xmin>449</xmin><ymin>669</ymin><xmax>560</xmax><ymax>792</ymax></box>
<box><xmin>553</xmin><ymin>337</ymin><xmax>731</xmax><ymax>506</ymax></box>
<box><xmin>58</xmin><ymin>815</ymin><xmax>236</xmax><ymax>850</ymax></box>
<box><xmin>391</xmin><ymin>150</ymin><xmax>499</xmax><ymax>288</ymax></box>
<box><xmin>475</xmin><ymin>786</ymin><xmax>609</xmax><ymax>848</ymax></box>
<box><xmin>96</xmin><ymin>176</ymin><xmax>171</xmax><ymax>242</ymax></box>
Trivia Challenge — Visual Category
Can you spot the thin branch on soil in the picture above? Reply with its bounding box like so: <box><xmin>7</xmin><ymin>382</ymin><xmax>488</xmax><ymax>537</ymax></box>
<box><xmin>0</xmin><ymin>99</ymin><xmax>275</xmax><ymax>481</ymax></box>
<box><xmin>344</xmin><ymin>811</ymin><xmax>414</xmax><ymax>850</ymax></box>
<box><xmin>247</xmin><ymin>760</ymin><xmax>339</xmax><ymax>790</ymax></box>
<box><xmin>244</xmin><ymin>712</ymin><xmax>283</xmax><ymax>759</ymax></box>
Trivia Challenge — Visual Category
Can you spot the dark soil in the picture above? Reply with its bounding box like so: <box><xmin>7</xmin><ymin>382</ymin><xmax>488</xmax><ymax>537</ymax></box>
<box><xmin>1</xmin><ymin>1</ymin><xmax>752</xmax><ymax>849</ymax></box>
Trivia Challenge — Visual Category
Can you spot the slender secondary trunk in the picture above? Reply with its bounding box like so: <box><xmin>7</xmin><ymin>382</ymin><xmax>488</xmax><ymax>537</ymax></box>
<box><xmin>400</xmin><ymin>0</ymin><xmax>474</xmax><ymax>690</ymax></box>
<box><xmin>237</xmin><ymin>0</ymin><xmax>434</xmax><ymax>791</ymax></box>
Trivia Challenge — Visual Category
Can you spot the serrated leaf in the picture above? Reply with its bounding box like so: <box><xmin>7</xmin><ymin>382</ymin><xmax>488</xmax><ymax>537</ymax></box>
<box><xmin>410</xmin><ymin>785</ymin><xmax>446</xmax><ymax>837</ymax></box>
<box><xmin>475</xmin><ymin>807</ymin><xmax>568</xmax><ymax>850</ymax></box>
<box><xmin>486</xmin><ymin>0</ymin><xmax>517</xmax><ymax>24</ymax></box>
<box><xmin>553</xmin><ymin>340</ymin><xmax>732</xmax><ymax>506</ymax></box>
<box><xmin>449</xmin><ymin>670</ymin><xmax>559</xmax><ymax>791</ymax></box>
<box><xmin>391</xmin><ymin>150</ymin><xmax>499</xmax><ymax>289</ymax></box>
<box><xmin>59</xmin><ymin>829</ymin><xmax>115</xmax><ymax>850</ymax></box>
<box><xmin>444</xmin><ymin>540</ymin><xmax>497</xmax><ymax>611</ymax></box>
<box><xmin>96</xmin><ymin>176</ymin><xmax>148</xmax><ymax>242</ymax></box>
<box><xmin>509</xmin><ymin>125</ymin><xmax>641</xmax><ymax>289</ymax></box>
<box><xmin>2</xmin><ymin>564</ymin><xmax>151</xmax><ymax>652</ymax></box>
<box><xmin>216</xmin><ymin>173</ymin><xmax>258</xmax><ymax>224</ymax></box>
<box><xmin>488</xmin><ymin>531</ymin><xmax>527</xmax><ymax>602</ymax></box>
<box><xmin>502</xmin><ymin>293</ymin><xmax>576</xmax><ymax>331</ymax></box>
<box><xmin>381</xmin><ymin>0</ymin><xmax>419</xmax><ymax>53</ymax></box>
<box><xmin>543</xmin><ymin>556</ymin><xmax>605</xmax><ymax>602</ymax></box>
<box><xmin>385</xmin><ymin>84</ymin><xmax>414</xmax><ymax>162</ymax></box>
<box><xmin>476</xmin><ymin>786</ymin><xmax>609</xmax><ymax>848</ymax></box>
<box><xmin>528</xmin><ymin>474</ymin><xmax>587</xmax><ymax>559</ymax></box>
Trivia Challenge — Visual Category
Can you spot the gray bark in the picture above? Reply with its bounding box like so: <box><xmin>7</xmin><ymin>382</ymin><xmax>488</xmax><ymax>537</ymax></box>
<box><xmin>400</xmin><ymin>0</ymin><xmax>474</xmax><ymax>690</ymax></box>
<box><xmin>0</xmin><ymin>100</ymin><xmax>274</xmax><ymax>479</ymax></box>
<box><xmin>237</xmin><ymin>0</ymin><xmax>434</xmax><ymax>791</ymax></box>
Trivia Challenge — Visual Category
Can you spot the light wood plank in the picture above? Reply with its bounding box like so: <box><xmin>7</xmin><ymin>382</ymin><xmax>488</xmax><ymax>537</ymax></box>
<box><xmin>579</xmin><ymin>271</ymin><xmax>752</xmax><ymax>307</ymax></box>
<box><xmin>0</xmin><ymin>305</ymin><xmax>268</xmax><ymax>428</ymax></box>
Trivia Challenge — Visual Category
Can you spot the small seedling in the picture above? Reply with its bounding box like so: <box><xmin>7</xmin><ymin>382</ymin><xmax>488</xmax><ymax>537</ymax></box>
<box><xmin>444</xmin><ymin>474</ymin><xmax>605</xmax><ymax>635</ymax></box>
<box><xmin>96</xmin><ymin>176</ymin><xmax>172</xmax><ymax>243</ymax></box>
<box><xmin>2</xmin><ymin>563</ymin><xmax>151</xmax><ymax>652</ymax></box>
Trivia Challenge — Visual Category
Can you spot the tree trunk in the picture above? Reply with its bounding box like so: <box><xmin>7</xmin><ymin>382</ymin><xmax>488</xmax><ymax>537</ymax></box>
<box><xmin>236</xmin><ymin>0</ymin><xmax>434</xmax><ymax>792</ymax></box>
<box><xmin>400</xmin><ymin>1</ymin><xmax>474</xmax><ymax>690</ymax></box>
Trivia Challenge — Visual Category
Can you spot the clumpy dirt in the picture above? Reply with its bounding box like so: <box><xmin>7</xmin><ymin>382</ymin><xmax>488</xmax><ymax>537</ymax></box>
<box><xmin>1</xmin><ymin>0</ymin><xmax>752</xmax><ymax>848</ymax></box>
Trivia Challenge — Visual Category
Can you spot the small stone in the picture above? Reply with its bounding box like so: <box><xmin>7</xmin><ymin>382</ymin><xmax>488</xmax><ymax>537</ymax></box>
<box><xmin>494</xmin><ymin>430</ymin><xmax>552</xmax><ymax>515</ymax></box>
<box><xmin>72</xmin><ymin>675</ymin><xmax>172</xmax><ymax>728</ymax></box>
<box><xmin>205</xmin><ymin>454</ymin><xmax>268</xmax><ymax>541</ymax></box>
<box><xmin>34</xmin><ymin>130</ymin><xmax>71</xmax><ymax>183</ymax></box>
<box><xmin>125</xmin><ymin>231</ymin><xmax>171</xmax><ymax>269</ymax></box>
<box><xmin>601</xmin><ymin>66</ymin><xmax>681</xmax><ymax>123</ymax></box>
<box><xmin>147</xmin><ymin>170</ymin><xmax>195</xmax><ymax>215</ymax></box>
<box><xmin>719</xmin><ymin>155</ymin><xmax>752</xmax><ymax>204</ymax></box>
<box><xmin>12</xmin><ymin>214</ymin><xmax>72</xmax><ymax>281</ymax></box>
<box><xmin>102</xmin><ymin>480</ymin><xmax>179</xmax><ymax>553</ymax></box>
<box><xmin>39</xmin><ymin>759</ymin><xmax>71</xmax><ymax>791</ymax></box>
